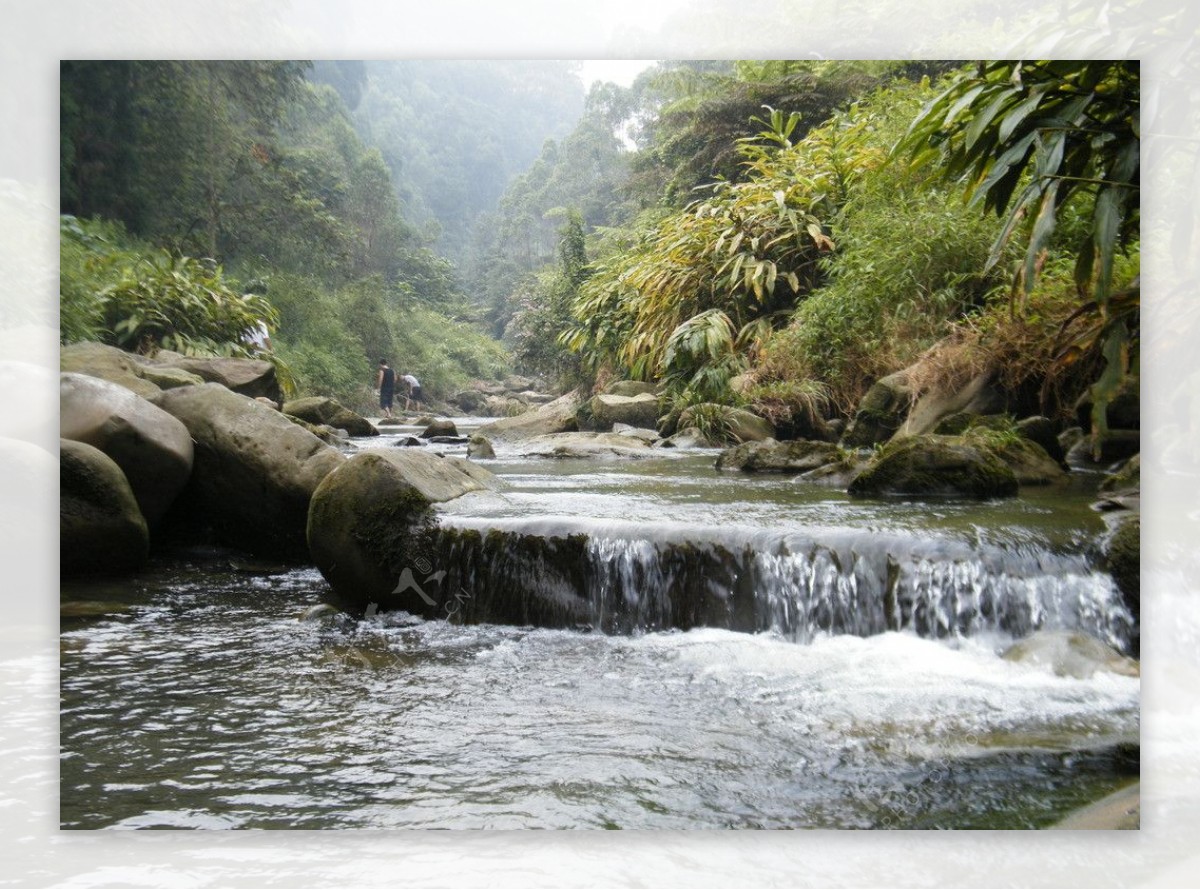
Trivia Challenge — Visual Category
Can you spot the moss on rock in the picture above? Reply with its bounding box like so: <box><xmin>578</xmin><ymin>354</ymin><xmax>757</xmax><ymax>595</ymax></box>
<box><xmin>848</xmin><ymin>434</ymin><xmax>1018</xmax><ymax>498</ymax></box>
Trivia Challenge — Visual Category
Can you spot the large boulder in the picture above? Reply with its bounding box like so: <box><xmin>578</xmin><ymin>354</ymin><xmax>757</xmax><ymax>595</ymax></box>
<box><xmin>60</xmin><ymin>342</ymin><xmax>162</xmax><ymax>399</ymax></box>
<box><xmin>60</xmin><ymin>373</ymin><xmax>195</xmax><ymax>525</ymax></box>
<box><xmin>152</xmin><ymin>355</ymin><xmax>282</xmax><ymax>402</ymax></box>
<box><xmin>577</xmin><ymin>392</ymin><xmax>661</xmax><ymax>431</ymax></box>
<box><xmin>1104</xmin><ymin>513</ymin><xmax>1140</xmax><ymax>624</ymax></box>
<box><xmin>842</xmin><ymin>371</ymin><xmax>914</xmax><ymax>447</ymax></box>
<box><xmin>152</xmin><ymin>383</ymin><xmax>344</xmax><ymax>557</ymax></box>
<box><xmin>60</xmin><ymin>438</ymin><xmax>149</xmax><ymax>577</ymax></box>
<box><xmin>282</xmin><ymin>396</ymin><xmax>378</xmax><ymax>437</ymax></box>
<box><xmin>848</xmin><ymin>434</ymin><xmax>1018</xmax><ymax>499</ymax></box>
<box><xmin>988</xmin><ymin>435</ymin><xmax>1068</xmax><ymax>485</ymax></box>
<box><xmin>715</xmin><ymin>438</ymin><xmax>842</xmax><ymax>473</ymax></box>
<box><xmin>451</xmin><ymin>389</ymin><xmax>487</xmax><ymax>414</ymax></box>
<box><xmin>677</xmin><ymin>404</ymin><xmax>775</xmax><ymax>444</ymax></box>
<box><xmin>307</xmin><ymin>449</ymin><xmax>497</xmax><ymax>613</ymax></box>
<box><xmin>1015</xmin><ymin>415</ymin><xmax>1067</xmax><ymax>466</ymax></box>
<box><xmin>477</xmin><ymin>387</ymin><xmax>585</xmax><ymax>443</ymax></box>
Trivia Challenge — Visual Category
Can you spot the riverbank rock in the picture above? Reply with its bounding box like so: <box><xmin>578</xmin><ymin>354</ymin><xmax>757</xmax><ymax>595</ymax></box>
<box><xmin>1015</xmin><ymin>416</ymin><xmax>1067</xmax><ymax>465</ymax></box>
<box><xmin>307</xmin><ymin>449</ymin><xmax>497</xmax><ymax>613</ymax></box>
<box><xmin>577</xmin><ymin>392</ymin><xmax>661</xmax><ymax>432</ymax></box>
<box><xmin>60</xmin><ymin>438</ymin><xmax>149</xmax><ymax>577</ymax></box>
<box><xmin>1001</xmin><ymin>631</ymin><xmax>1139</xmax><ymax>679</ymax></box>
<box><xmin>60</xmin><ymin>372</ymin><xmax>195</xmax><ymax>526</ymax></box>
<box><xmin>151</xmin><ymin>354</ymin><xmax>282</xmax><ymax>403</ymax></box>
<box><xmin>476</xmin><ymin>387</ymin><xmax>585</xmax><ymax>443</ymax></box>
<box><xmin>520</xmin><ymin>432</ymin><xmax>653</xmax><ymax>459</ymax></box>
<box><xmin>842</xmin><ymin>371</ymin><xmax>913</xmax><ymax>447</ymax></box>
<box><xmin>612</xmin><ymin>423</ymin><xmax>661</xmax><ymax>444</ymax></box>
<box><xmin>715</xmin><ymin>438</ymin><xmax>842</xmax><ymax>473</ymax></box>
<box><xmin>896</xmin><ymin>371</ymin><xmax>1006</xmax><ymax>438</ymax></box>
<box><xmin>1104</xmin><ymin>514</ymin><xmax>1140</xmax><ymax>623</ymax></box>
<box><xmin>1075</xmin><ymin>377</ymin><xmax>1139</xmax><ymax>431</ymax></box>
<box><xmin>282</xmin><ymin>396</ymin><xmax>378</xmax><ymax>437</ymax></box>
<box><xmin>848</xmin><ymin>435</ymin><xmax>1018</xmax><ymax>499</ymax></box>
<box><xmin>153</xmin><ymin>383</ymin><xmax>344</xmax><ymax>558</ymax></box>
<box><xmin>60</xmin><ymin>342</ymin><xmax>163</xmax><ymax>399</ymax></box>
<box><xmin>420</xmin><ymin>419</ymin><xmax>459</xmax><ymax>438</ymax></box>
<box><xmin>988</xmin><ymin>436</ymin><xmax>1068</xmax><ymax>485</ymax></box>
<box><xmin>677</xmin><ymin>404</ymin><xmax>775</xmax><ymax>444</ymax></box>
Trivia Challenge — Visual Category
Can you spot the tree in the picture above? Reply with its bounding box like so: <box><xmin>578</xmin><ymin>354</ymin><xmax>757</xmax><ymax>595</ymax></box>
<box><xmin>899</xmin><ymin>60</ymin><xmax>1139</xmax><ymax>445</ymax></box>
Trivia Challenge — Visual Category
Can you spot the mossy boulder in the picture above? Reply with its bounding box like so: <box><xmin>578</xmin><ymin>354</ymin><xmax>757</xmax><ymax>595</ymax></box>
<box><xmin>988</xmin><ymin>435</ymin><xmax>1068</xmax><ymax>485</ymax></box>
<box><xmin>282</xmin><ymin>396</ymin><xmax>378</xmax><ymax>437</ymax></box>
<box><xmin>715</xmin><ymin>438</ymin><xmax>842</xmax><ymax>473</ymax></box>
<box><xmin>1015</xmin><ymin>415</ymin><xmax>1067</xmax><ymax>465</ymax></box>
<box><xmin>60</xmin><ymin>438</ymin><xmax>149</xmax><ymax>577</ymax></box>
<box><xmin>848</xmin><ymin>434</ymin><xmax>1018</xmax><ymax>498</ymax></box>
<box><xmin>1100</xmin><ymin>454</ymin><xmax>1140</xmax><ymax>498</ymax></box>
<box><xmin>307</xmin><ymin>450</ymin><xmax>497</xmax><ymax>613</ymax></box>
<box><xmin>60</xmin><ymin>372</ymin><xmax>194</xmax><ymax>525</ymax></box>
<box><xmin>152</xmin><ymin>383</ymin><xmax>344</xmax><ymax>558</ymax></box>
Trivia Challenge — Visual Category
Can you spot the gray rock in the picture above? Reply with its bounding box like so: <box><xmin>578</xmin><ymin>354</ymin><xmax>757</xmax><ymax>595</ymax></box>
<box><xmin>896</xmin><ymin>371</ymin><xmax>1004</xmax><ymax>438</ymax></box>
<box><xmin>848</xmin><ymin>434</ymin><xmax>1018</xmax><ymax>499</ymax></box>
<box><xmin>60</xmin><ymin>372</ymin><xmax>194</xmax><ymax>525</ymax></box>
<box><xmin>612</xmin><ymin>423</ymin><xmax>661</xmax><ymax>444</ymax></box>
<box><xmin>60</xmin><ymin>438</ymin><xmax>149</xmax><ymax>577</ymax></box>
<box><xmin>282</xmin><ymin>396</ymin><xmax>379</xmax><ymax>437</ymax></box>
<box><xmin>152</xmin><ymin>383</ymin><xmax>344</xmax><ymax>558</ymax></box>
<box><xmin>307</xmin><ymin>449</ymin><xmax>497</xmax><ymax>613</ymax></box>
<box><xmin>134</xmin><ymin>363</ymin><xmax>205</xmax><ymax>390</ymax></box>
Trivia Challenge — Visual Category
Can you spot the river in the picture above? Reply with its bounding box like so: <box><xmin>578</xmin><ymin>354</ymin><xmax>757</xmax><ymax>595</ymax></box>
<box><xmin>59</xmin><ymin>418</ymin><xmax>1139</xmax><ymax>829</ymax></box>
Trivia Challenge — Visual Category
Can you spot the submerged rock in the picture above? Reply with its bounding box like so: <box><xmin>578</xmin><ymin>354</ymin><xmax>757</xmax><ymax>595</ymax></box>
<box><xmin>848</xmin><ymin>434</ymin><xmax>1018</xmax><ymax>499</ymax></box>
<box><xmin>283</xmin><ymin>396</ymin><xmax>378</xmax><ymax>437</ymax></box>
<box><xmin>60</xmin><ymin>438</ymin><xmax>149</xmax><ymax>577</ymax></box>
<box><xmin>153</xmin><ymin>383</ymin><xmax>344</xmax><ymax>558</ymax></box>
<box><xmin>60</xmin><ymin>372</ymin><xmax>194</xmax><ymax>525</ymax></box>
<box><xmin>1001</xmin><ymin>631</ymin><xmax>1139</xmax><ymax>679</ymax></box>
<box><xmin>307</xmin><ymin>449</ymin><xmax>497</xmax><ymax>613</ymax></box>
<box><xmin>715</xmin><ymin>438</ymin><xmax>842</xmax><ymax>473</ymax></box>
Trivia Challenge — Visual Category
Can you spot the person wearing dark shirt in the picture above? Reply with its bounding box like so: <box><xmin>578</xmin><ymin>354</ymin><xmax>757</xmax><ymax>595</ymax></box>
<box><xmin>376</xmin><ymin>359</ymin><xmax>396</xmax><ymax>418</ymax></box>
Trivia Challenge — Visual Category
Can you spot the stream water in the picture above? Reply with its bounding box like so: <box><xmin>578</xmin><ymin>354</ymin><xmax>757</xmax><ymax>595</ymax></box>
<box><xmin>59</xmin><ymin>419</ymin><xmax>1139</xmax><ymax>829</ymax></box>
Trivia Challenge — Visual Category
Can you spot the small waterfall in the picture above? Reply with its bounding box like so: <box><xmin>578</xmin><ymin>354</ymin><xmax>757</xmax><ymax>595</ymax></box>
<box><xmin>432</xmin><ymin>519</ymin><xmax>1135</xmax><ymax>653</ymax></box>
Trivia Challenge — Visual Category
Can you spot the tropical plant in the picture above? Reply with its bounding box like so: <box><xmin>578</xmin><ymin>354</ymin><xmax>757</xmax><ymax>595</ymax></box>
<box><xmin>898</xmin><ymin>60</ymin><xmax>1139</xmax><ymax>449</ymax></box>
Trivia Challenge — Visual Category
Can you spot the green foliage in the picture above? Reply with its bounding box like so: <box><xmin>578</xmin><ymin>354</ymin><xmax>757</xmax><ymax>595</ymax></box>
<box><xmin>753</xmin><ymin>79</ymin><xmax>1008</xmax><ymax>414</ymax></box>
<box><xmin>898</xmin><ymin>60</ymin><xmax>1140</xmax><ymax>449</ymax></box>
<box><xmin>60</xmin><ymin>215</ymin><xmax>277</xmax><ymax>358</ymax></box>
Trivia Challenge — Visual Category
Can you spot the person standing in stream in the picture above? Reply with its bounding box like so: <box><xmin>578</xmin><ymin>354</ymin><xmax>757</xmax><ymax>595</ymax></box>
<box><xmin>376</xmin><ymin>359</ymin><xmax>396</xmax><ymax>419</ymax></box>
<box><xmin>402</xmin><ymin>372</ymin><xmax>422</xmax><ymax>411</ymax></box>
